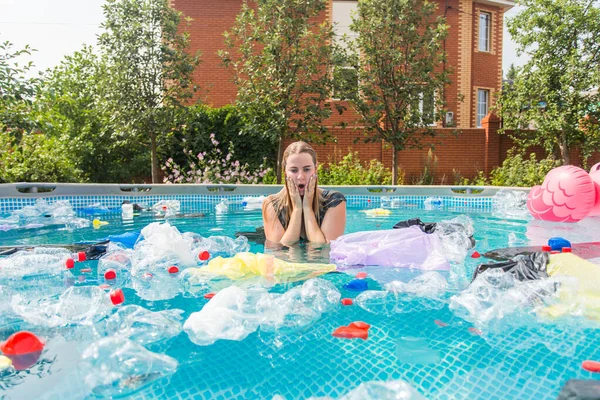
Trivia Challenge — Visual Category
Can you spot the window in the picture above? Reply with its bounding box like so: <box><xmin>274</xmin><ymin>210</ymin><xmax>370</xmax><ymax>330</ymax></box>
<box><xmin>332</xmin><ymin>1</ymin><xmax>358</xmax><ymax>46</ymax></box>
<box><xmin>419</xmin><ymin>89</ymin><xmax>437</xmax><ymax>126</ymax></box>
<box><xmin>479</xmin><ymin>12</ymin><xmax>491</xmax><ymax>52</ymax></box>
<box><xmin>332</xmin><ymin>1</ymin><xmax>359</xmax><ymax>100</ymax></box>
<box><xmin>477</xmin><ymin>89</ymin><xmax>489</xmax><ymax>127</ymax></box>
<box><xmin>332</xmin><ymin>66</ymin><xmax>358</xmax><ymax>100</ymax></box>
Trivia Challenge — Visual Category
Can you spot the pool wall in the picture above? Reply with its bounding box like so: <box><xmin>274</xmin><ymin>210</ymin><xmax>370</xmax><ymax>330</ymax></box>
<box><xmin>0</xmin><ymin>183</ymin><xmax>528</xmax><ymax>213</ymax></box>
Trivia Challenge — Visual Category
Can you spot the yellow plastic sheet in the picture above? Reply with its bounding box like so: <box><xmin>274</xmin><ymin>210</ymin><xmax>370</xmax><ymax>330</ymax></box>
<box><xmin>361</xmin><ymin>208</ymin><xmax>391</xmax><ymax>216</ymax></box>
<box><xmin>542</xmin><ymin>253</ymin><xmax>600</xmax><ymax>319</ymax></box>
<box><xmin>190</xmin><ymin>252</ymin><xmax>336</xmax><ymax>283</ymax></box>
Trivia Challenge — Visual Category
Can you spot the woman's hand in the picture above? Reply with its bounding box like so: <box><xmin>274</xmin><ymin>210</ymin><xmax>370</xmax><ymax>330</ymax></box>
<box><xmin>303</xmin><ymin>174</ymin><xmax>317</xmax><ymax>210</ymax></box>
<box><xmin>287</xmin><ymin>176</ymin><xmax>303</xmax><ymax>210</ymax></box>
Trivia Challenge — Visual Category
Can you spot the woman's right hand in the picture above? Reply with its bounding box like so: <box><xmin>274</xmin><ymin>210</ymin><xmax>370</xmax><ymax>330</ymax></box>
<box><xmin>286</xmin><ymin>176</ymin><xmax>303</xmax><ymax>211</ymax></box>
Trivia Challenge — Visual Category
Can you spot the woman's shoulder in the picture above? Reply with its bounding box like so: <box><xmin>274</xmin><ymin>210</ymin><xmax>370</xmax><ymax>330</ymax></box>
<box><xmin>320</xmin><ymin>189</ymin><xmax>346</xmax><ymax>210</ymax></box>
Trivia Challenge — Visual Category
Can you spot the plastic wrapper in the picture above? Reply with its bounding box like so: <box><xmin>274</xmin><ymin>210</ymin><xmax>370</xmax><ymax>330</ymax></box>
<box><xmin>81</xmin><ymin>337</ymin><xmax>178</xmax><ymax>398</ymax></box>
<box><xmin>492</xmin><ymin>189</ymin><xmax>530</xmax><ymax>219</ymax></box>
<box><xmin>190</xmin><ymin>252</ymin><xmax>336</xmax><ymax>282</ymax></box>
<box><xmin>151</xmin><ymin>200</ymin><xmax>180</xmax><ymax>217</ymax></box>
<box><xmin>100</xmin><ymin>305</ymin><xmax>184</xmax><ymax>345</ymax></box>
<box><xmin>329</xmin><ymin>226</ymin><xmax>450</xmax><ymax>270</ymax></box>
<box><xmin>11</xmin><ymin>286</ymin><xmax>114</xmax><ymax>328</ymax></box>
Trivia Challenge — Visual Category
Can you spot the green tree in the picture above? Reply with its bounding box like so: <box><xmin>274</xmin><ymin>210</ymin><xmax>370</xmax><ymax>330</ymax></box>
<box><xmin>38</xmin><ymin>46</ymin><xmax>149</xmax><ymax>182</ymax></box>
<box><xmin>505</xmin><ymin>63</ymin><xmax>518</xmax><ymax>82</ymax></box>
<box><xmin>220</xmin><ymin>0</ymin><xmax>342</xmax><ymax>183</ymax></box>
<box><xmin>497</xmin><ymin>0</ymin><xmax>600</xmax><ymax>165</ymax></box>
<box><xmin>344</xmin><ymin>0</ymin><xmax>449</xmax><ymax>184</ymax></box>
<box><xmin>98</xmin><ymin>0</ymin><xmax>200</xmax><ymax>183</ymax></box>
<box><xmin>0</xmin><ymin>39</ymin><xmax>42</xmax><ymax>139</ymax></box>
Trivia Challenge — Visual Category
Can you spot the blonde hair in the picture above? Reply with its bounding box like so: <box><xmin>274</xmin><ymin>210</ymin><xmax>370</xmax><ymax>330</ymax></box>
<box><xmin>269</xmin><ymin>141</ymin><xmax>322</xmax><ymax>228</ymax></box>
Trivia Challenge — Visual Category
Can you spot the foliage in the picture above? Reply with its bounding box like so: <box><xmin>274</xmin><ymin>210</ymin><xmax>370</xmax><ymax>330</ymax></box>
<box><xmin>0</xmin><ymin>39</ymin><xmax>43</xmax><ymax>139</ymax></box>
<box><xmin>98</xmin><ymin>0</ymin><xmax>201</xmax><ymax>182</ymax></box>
<box><xmin>317</xmin><ymin>151</ymin><xmax>393</xmax><ymax>185</ymax></box>
<box><xmin>0</xmin><ymin>130</ymin><xmax>81</xmax><ymax>183</ymax></box>
<box><xmin>163</xmin><ymin>105</ymin><xmax>278</xmax><ymax>173</ymax></box>
<box><xmin>343</xmin><ymin>0</ymin><xmax>449</xmax><ymax>184</ymax></box>
<box><xmin>37</xmin><ymin>46</ymin><xmax>149</xmax><ymax>182</ymax></box>
<box><xmin>457</xmin><ymin>151</ymin><xmax>560</xmax><ymax>187</ymax></box>
<box><xmin>412</xmin><ymin>149</ymin><xmax>438</xmax><ymax>185</ymax></box>
<box><xmin>220</xmin><ymin>0</ymin><xmax>342</xmax><ymax>183</ymax></box>
<box><xmin>161</xmin><ymin>133</ymin><xmax>271</xmax><ymax>184</ymax></box>
<box><xmin>497</xmin><ymin>0</ymin><xmax>600</xmax><ymax>165</ymax></box>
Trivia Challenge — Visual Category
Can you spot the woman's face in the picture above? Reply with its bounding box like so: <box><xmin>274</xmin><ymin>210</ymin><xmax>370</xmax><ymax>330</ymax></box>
<box><xmin>285</xmin><ymin>152</ymin><xmax>316</xmax><ymax>197</ymax></box>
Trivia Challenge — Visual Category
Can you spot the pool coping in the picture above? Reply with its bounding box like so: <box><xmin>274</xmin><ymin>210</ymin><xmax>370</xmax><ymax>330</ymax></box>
<box><xmin>0</xmin><ymin>183</ymin><xmax>529</xmax><ymax>197</ymax></box>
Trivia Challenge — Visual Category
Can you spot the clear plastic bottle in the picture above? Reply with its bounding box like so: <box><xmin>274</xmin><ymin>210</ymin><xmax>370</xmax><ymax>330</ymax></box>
<box><xmin>121</xmin><ymin>203</ymin><xmax>134</xmax><ymax>220</ymax></box>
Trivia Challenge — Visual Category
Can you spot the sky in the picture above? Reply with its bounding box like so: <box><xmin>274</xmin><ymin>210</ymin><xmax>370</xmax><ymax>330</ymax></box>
<box><xmin>1</xmin><ymin>0</ymin><xmax>528</xmax><ymax>77</ymax></box>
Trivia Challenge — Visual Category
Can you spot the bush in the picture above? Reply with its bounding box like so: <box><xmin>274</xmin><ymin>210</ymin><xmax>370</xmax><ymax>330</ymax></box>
<box><xmin>162</xmin><ymin>105</ymin><xmax>279</xmax><ymax>173</ymax></box>
<box><xmin>0</xmin><ymin>131</ymin><xmax>82</xmax><ymax>183</ymax></box>
<box><xmin>317</xmin><ymin>151</ymin><xmax>393</xmax><ymax>185</ymax></box>
<box><xmin>161</xmin><ymin>133</ymin><xmax>271</xmax><ymax>184</ymax></box>
<box><xmin>489</xmin><ymin>151</ymin><xmax>560</xmax><ymax>187</ymax></box>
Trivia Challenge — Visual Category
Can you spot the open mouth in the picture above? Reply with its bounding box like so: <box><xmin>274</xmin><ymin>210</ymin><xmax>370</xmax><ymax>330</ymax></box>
<box><xmin>298</xmin><ymin>184</ymin><xmax>306</xmax><ymax>190</ymax></box>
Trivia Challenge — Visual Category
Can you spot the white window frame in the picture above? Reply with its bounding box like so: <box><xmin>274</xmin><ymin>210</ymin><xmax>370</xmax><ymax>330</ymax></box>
<box><xmin>479</xmin><ymin>12</ymin><xmax>491</xmax><ymax>52</ymax></box>
<box><xmin>477</xmin><ymin>89</ymin><xmax>489</xmax><ymax>127</ymax></box>
<box><xmin>418</xmin><ymin>90</ymin><xmax>438</xmax><ymax>126</ymax></box>
<box><xmin>332</xmin><ymin>65</ymin><xmax>359</xmax><ymax>101</ymax></box>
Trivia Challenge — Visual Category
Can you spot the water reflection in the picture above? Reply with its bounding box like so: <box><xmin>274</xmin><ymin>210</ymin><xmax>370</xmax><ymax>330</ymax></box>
<box><xmin>264</xmin><ymin>240</ymin><xmax>331</xmax><ymax>264</ymax></box>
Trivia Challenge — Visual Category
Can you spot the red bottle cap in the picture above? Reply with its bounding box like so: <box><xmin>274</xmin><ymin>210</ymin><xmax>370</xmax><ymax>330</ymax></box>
<box><xmin>204</xmin><ymin>292</ymin><xmax>216</xmax><ymax>299</ymax></box>
<box><xmin>77</xmin><ymin>252</ymin><xmax>87</xmax><ymax>262</ymax></box>
<box><xmin>541</xmin><ymin>245</ymin><xmax>551</xmax><ymax>251</ymax></box>
<box><xmin>198</xmin><ymin>251</ymin><xmax>210</xmax><ymax>261</ymax></box>
<box><xmin>143</xmin><ymin>272</ymin><xmax>153</xmax><ymax>279</ymax></box>
<box><xmin>562</xmin><ymin>247</ymin><xmax>572</xmax><ymax>253</ymax></box>
<box><xmin>550</xmin><ymin>250</ymin><xmax>559</xmax><ymax>254</ymax></box>
<box><xmin>109</xmin><ymin>288</ymin><xmax>125</xmax><ymax>305</ymax></box>
<box><xmin>104</xmin><ymin>269</ymin><xmax>117</xmax><ymax>280</ymax></box>
<box><xmin>341</xmin><ymin>298</ymin><xmax>353</xmax><ymax>306</ymax></box>
<box><xmin>167</xmin><ymin>265</ymin><xmax>179</xmax><ymax>274</ymax></box>
<box><xmin>471</xmin><ymin>251</ymin><xmax>481</xmax><ymax>258</ymax></box>
<box><xmin>65</xmin><ymin>258</ymin><xmax>75</xmax><ymax>269</ymax></box>
<box><xmin>355</xmin><ymin>272</ymin><xmax>368</xmax><ymax>279</ymax></box>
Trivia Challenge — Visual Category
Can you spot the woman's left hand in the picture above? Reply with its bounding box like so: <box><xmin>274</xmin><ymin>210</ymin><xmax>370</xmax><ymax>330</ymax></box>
<box><xmin>303</xmin><ymin>174</ymin><xmax>317</xmax><ymax>209</ymax></box>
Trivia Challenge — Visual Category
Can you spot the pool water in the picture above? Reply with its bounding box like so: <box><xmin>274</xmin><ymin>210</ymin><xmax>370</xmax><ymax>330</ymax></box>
<box><xmin>1</xmin><ymin>201</ymin><xmax>599</xmax><ymax>400</ymax></box>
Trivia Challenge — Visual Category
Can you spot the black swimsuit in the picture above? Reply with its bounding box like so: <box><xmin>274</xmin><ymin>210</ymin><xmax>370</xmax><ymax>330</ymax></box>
<box><xmin>273</xmin><ymin>189</ymin><xmax>346</xmax><ymax>230</ymax></box>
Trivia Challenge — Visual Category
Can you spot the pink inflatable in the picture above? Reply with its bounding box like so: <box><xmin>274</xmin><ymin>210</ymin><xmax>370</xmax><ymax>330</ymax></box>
<box><xmin>589</xmin><ymin>163</ymin><xmax>600</xmax><ymax>217</ymax></box>
<box><xmin>527</xmin><ymin>165</ymin><xmax>598</xmax><ymax>222</ymax></box>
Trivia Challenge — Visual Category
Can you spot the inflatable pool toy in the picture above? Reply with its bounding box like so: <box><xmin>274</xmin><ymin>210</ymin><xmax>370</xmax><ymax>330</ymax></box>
<box><xmin>527</xmin><ymin>165</ymin><xmax>599</xmax><ymax>222</ymax></box>
<box><xmin>93</xmin><ymin>219</ymin><xmax>109</xmax><ymax>229</ymax></box>
<box><xmin>330</xmin><ymin>227</ymin><xmax>451</xmax><ymax>270</ymax></box>
<box><xmin>362</xmin><ymin>208</ymin><xmax>391</xmax><ymax>216</ymax></box>
<box><xmin>332</xmin><ymin>321</ymin><xmax>371</xmax><ymax>340</ymax></box>
<box><xmin>189</xmin><ymin>252</ymin><xmax>336</xmax><ymax>282</ymax></box>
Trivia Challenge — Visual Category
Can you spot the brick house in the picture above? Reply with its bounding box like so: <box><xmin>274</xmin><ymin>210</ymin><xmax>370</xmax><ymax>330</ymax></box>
<box><xmin>172</xmin><ymin>0</ymin><xmax>517</xmax><ymax>183</ymax></box>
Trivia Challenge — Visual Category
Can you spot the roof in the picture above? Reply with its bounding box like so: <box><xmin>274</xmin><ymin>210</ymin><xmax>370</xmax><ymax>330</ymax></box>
<box><xmin>475</xmin><ymin>0</ymin><xmax>516</xmax><ymax>10</ymax></box>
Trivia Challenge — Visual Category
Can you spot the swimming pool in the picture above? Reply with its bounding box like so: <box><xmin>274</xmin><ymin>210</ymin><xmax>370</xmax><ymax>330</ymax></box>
<box><xmin>0</xmin><ymin>185</ymin><xmax>599</xmax><ymax>400</ymax></box>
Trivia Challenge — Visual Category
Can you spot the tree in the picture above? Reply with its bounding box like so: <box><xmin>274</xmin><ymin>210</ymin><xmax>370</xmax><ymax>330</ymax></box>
<box><xmin>497</xmin><ymin>0</ymin><xmax>600</xmax><ymax>165</ymax></box>
<box><xmin>505</xmin><ymin>63</ymin><xmax>518</xmax><ymax>82</ymax></box>
<box><xmin>98</xmin><ymin>0</ymin><xmax>200</xmax><ymax>183</ymax></box>
<box><xmin>344</xmin><ymin>0</ymin><xmax>449</xmax><ymax>184</ymax></box>
<box><xmin>220</xmin><ymin>0</ymin><xmax>342</xmax><ymax>183</ymax></box>
<box><xmin>0</xmin><ymin>39</ymin><xmax>43</xmax><ymax>139</ymax></box>
<box><xmin>37</xmin><ymin>46</ymin><xmax>150</xmax><ymax>182</ymax></box>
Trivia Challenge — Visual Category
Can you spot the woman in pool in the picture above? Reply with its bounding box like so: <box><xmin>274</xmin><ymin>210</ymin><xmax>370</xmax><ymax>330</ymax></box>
<box><xmin>262</xmin><ymin>141</ymin><xmax>347</xmax><ymax>245</ymax></box>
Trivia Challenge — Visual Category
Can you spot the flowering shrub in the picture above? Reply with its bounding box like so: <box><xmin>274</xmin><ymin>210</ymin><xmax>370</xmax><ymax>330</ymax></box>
<box><xmin>317</xmin><ymin>151</ymin><xmax>393</xmax><ymax>185</ymax></box>
<box><xmin>162</xmin><ymin>133</ymin><xmax>271</xmax><ymax>184</ymax></box>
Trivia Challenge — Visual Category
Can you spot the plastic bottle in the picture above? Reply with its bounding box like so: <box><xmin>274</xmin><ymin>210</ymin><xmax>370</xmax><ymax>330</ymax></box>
<box><xmin>121</xmin><ymin>203</ymin><xmax>134</xmax><ymax>220</ymax></box>
<box><xmin>98</xmin><ymin>250</ymin><xmax>132</xmax><ymax>286</ymax></box>
<box><xmin>32</xmin><ymin>247</ymin><xmax>87</xmax><ymax>268</ymax></box>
